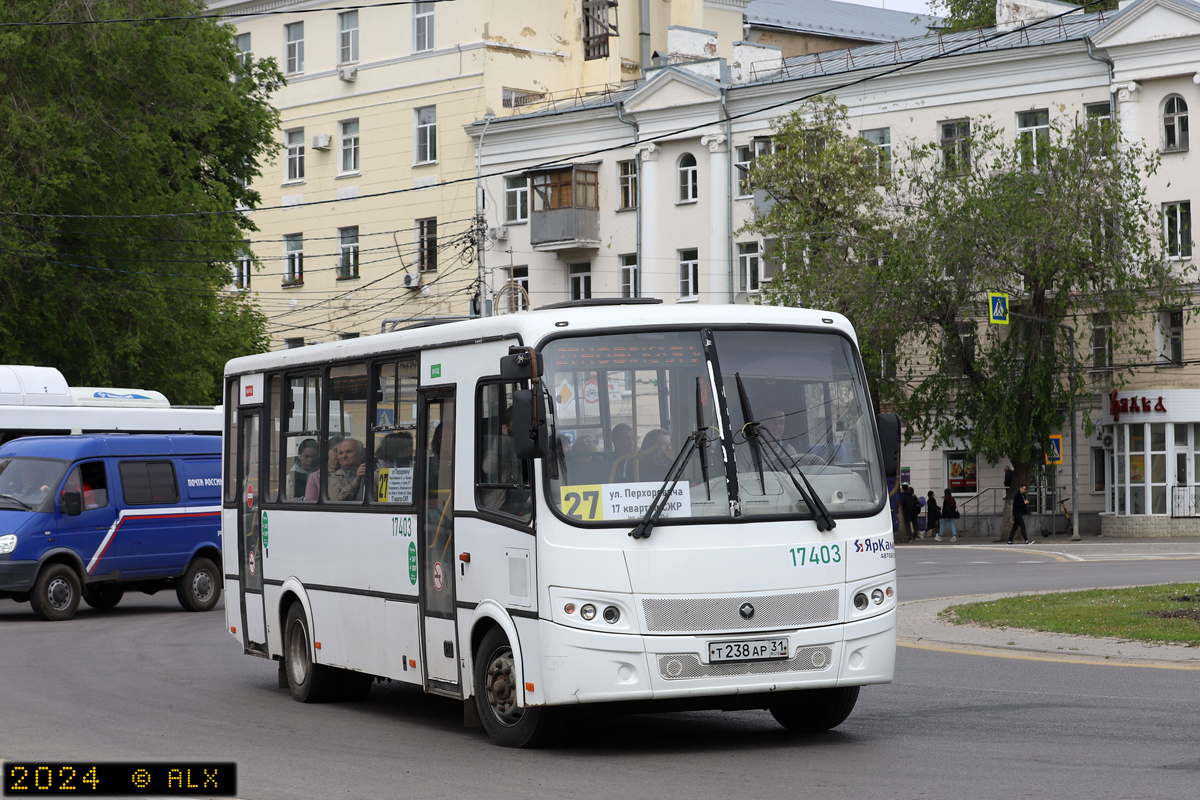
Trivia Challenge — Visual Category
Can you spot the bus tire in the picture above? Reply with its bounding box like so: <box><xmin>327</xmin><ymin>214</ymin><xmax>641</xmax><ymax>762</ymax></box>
<box><xmin>284</xmin><ymin>602</ymin><xmax>338</xmax><ymax>703</ymax></box>
<box><xmin>176</xmin><ymin>557</ymin><xmax>221</xmax><ymax>612</ymax></box>
<box><xmin>473</xmin><ymin>627</ymin><xmax>559</xmax><ymax>748</ymax></box>
<box><xmin>338</xmin><ymin>670</ymin><xmax>374</xmax><ymax>702</ymax></box>
<box><xmin>83</xmin><ymin>584</ymin><xmax>124</xmax><ymax>610</ymax></box>
<box><xmin>30</xmin><ymin>563</ymin><xmax>82</xmax><ymax>621</ymax></box>
<box><xmin>769</xmin><ymin>686</ymin><xmax>860</xmax><ymax>733</ymax></box>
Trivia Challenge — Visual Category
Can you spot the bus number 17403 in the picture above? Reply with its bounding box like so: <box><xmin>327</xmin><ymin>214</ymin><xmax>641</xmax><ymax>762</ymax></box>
<box><xmin>789</xmin><ymin>544</ymin><xmax>841</xmax><ymax>568</ymax></box>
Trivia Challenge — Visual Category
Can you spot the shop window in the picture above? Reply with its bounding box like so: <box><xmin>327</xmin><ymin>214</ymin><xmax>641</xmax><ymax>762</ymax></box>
<box><xmin>946</xmin><ymin>452</ymin><xmax>977</xmax><ymax>494</ymax></box>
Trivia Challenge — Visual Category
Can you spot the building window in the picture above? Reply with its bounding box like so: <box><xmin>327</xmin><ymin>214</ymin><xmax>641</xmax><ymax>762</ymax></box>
<box><xmin>1164</xmin><ymin>95</ymin><xmax>1189</xmax><ymax>151</ymax></box>
<box><xmin>285</xmin><ymin>129</ymin><xmax>304</xmax><ymax>182</ymax></box>
<box><xmin>569</xmin><ymin>263</ymin><xmax>591</xmax><ymax>300</ymax></box>
<box><xmin>1091</xmin><ymin>312</ymin><xmax>1112</xmax><ymax>370</ymax></box>
<box><xmin>1092</xmin><ymin>446</ymin><xmax>1107</xmax><ymax>494</ymax></box>
<box><xmin>502</xmin><ymin>88</ymin><xmax>545</xmax><ymax>109</ymax></box>
<box><xmin>505</xmin><ymin>176</ymin><xmax>529</xmax><ymax>223</ymax></box>
<box><xmin>285</xmin><ymin>337</ymin><xmax>305</xmax><ymax>349</ymax></box>
<box><xmin>1164</xmin><ymin>201</ymin><xmax>1192</xmax><ymax>259</ymax></box>
<box><xmin>738</xmin><ymin>242</ymin><xmax>761</xmax><ymax>294</ymax></box>
<box><xmin>340</xmin><ymin>119</ymin><xmax>359</xmax><ymax>174</ymax></box>
<box><xmin>946</xmin><ymin>320</ymin><xmax>975</xmax><ymax>373</ymax></box>
<box><xmin>678</xmin><ymin>249</ymin><xmax>699</xmax><ymax>300</ymax></box>
<box><xmin>338</xmin><ymin>227</ymin><xmax>359</xmax><ymax>280</ymax></box>
<box><xmin>417</xmin><ymin>218</ymin><xmax>437</xmax><ymax>272</ymax></box>
<box><xmin>1086</xmin><ymin>101</ymin><xmax>1112</xmax><ymax>126</ymax></box>
<box><xmin>414</xmin><ymin>1</ymin><xmax>435</xmax><ymax>52</ymax></box>
<box><xmin>284</xmin><ymin>22</ymin><xmax>304</xmax><ymax>74</ymax></box>
<box><xmin>1160</xmin><ymin>309</ymin><xmax>1183</xmax><ymax>365</ymax></box>
<box><xmin>235</xmin><ymin>33</ymin><xmax>251</xmax><ymax>69</ymax></box>
<box><xmin>940</xmin><ymin>119</ymin><xmax>970</xmax><ymax>174</ymax></box>
<box><xmin>338</xmin><ymin>11</ymin><xmax>358</xmax><ymax>64</ymax></box>
<box><xmin>734</xmin><ymin>145</ymin><xmax>753</xmax><ymax>197</ymax></box>
<box><xmin>946</xmin><ymin>452</ymin><xmax>977</xmax><ymax>494</ymax></box>
<box><xmin>414</xmin><ymin>106</ymin><xmax>436</xmax><ymax>164</ymax></box>
<box><xmin>498</xmin><ymin>266</ymin><xmax>529</xmax><ymax>313</ymax></box>
<box><xmin>531</xmin><ymin>167</ymin><xmax>598</xmax><ymax>210</ymax></box>
<box><xmin>339</xmin><ymin>332</ymin><xmax>360</xmax><ymax>341</ymax></box>
<box><xmin>618</xmin><ymin>160</ymin><xmax>638</xmax><ymax>210</ymax></box>
<box><xmin>283</xmin><ymin>234</ymin><xmax>303</xmax><ymax>284</ymax></box>
<box><xmin>619</xmin><ymin>253</ymin><xmax>638</xmax><ymax>298</ymax></box>
<box><xmin>232</xmin><ymin>251</ymin><xmax>252</xmax><ymax>290</ymax></box>
<box><xmin>582</xmin><ymin>0</ymin><xmax>616</xmax><ymax>60</ymax></box>
<box><xmin>1017</xmin><ymin>109</ymin><xmax>1050</xmax><ymax>167</ymax></box>
<box><xmin>678</xmin><ymin>153</ymin><xmax>698</xmax><ymax>203</ymax></box>
<box><xmin>860</xmin><ymin>127</ymin><xmax>891</xmax><ymax>179</ymax></box>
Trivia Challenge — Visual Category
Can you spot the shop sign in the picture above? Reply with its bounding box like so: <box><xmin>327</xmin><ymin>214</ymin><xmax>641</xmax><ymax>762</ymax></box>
<box><xmin>1109</xmin><ymin>391</ymin><xmax>1166</xmax><ymax>422</ymax></box>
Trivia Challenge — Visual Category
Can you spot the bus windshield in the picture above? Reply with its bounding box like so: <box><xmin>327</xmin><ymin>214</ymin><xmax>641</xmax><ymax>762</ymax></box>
<box><xmin>0</xmin><ymin>458</ymin><xmax>68</xmax><ymax>511</ymax></box>
<box><xmin>543</xmin><ymin>328</ymin><xmax>884</xmax><ymax>526</ymax></box>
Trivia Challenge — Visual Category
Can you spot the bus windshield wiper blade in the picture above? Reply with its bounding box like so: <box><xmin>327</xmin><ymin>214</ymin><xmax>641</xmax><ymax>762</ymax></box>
<box><xmin>758</xmin><ymin>430</ymin><xmax>837</xmax><ymax>533</ymax></box>
<box><xmin>629</xmin><ymin>427</ymin><xmax>716</xmax><ymax>540</ymax></box>
<box><xmin>0</xmin><ymin>493</ymin><xmax>33</xmax><ymax>510</ymax></box>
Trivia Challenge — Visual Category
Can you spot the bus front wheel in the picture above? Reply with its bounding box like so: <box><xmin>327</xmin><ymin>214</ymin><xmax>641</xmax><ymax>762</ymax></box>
<box><xmin>769</xmin><ymin>686</ymin><xmax>860</xmax><ymax>733</ymax></box>
<box><xmin>284</xmin><ymin>602</ymin><xmax>339</xmax><ymax>703</ymax></box>
<box><xmin>473</xmin><ymin>627</ymin><xmax>559</xmax><ymax>748</ymax></box>
<box><xmin>30</xmin><ymin>563</ymin><xmax>81</xmax><ymax>621</ymax></box>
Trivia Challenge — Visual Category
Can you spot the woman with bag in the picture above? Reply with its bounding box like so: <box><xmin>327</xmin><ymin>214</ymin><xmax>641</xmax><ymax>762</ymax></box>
<box><xmin>940</xmin><ymin>488</ymin><xmax>959</xmax><ymax>542</ymax></box>
<box><xmin>926</xmin><ymin>491</ymin><xmax>942</xmax><ymax>540</ymax></box>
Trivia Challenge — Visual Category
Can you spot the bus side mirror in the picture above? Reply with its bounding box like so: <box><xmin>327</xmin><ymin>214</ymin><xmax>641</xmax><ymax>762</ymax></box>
<box><xmin>500</xmin><ymin>347</ymin><xmax>538</xmax><ymax>381</ymax></box>
<box><xmin>511</xmin><ymin>389</ymin><xmax>548</xmax><ymax>460</ymax></box>
<box><xmin>60</xmin><ymin>491</ymin><xmax>82</xmax><ymax>517</ymax></box>
<box><xmin>877</xmin><ymin>413</ymin><xmax>901</xmax><ymax>477</ymax></box>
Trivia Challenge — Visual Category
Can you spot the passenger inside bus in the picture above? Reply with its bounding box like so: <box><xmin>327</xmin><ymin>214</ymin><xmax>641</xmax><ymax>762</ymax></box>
<box><xmin>607</xmin><ymin>423</ymin><xmax>636</xmax><ymax>482</ymax></box>
<box><xmin>286</xmin><ymin>438</ymin><xmax>319</xmax><ymax>501</ymax></box>
<box><xmin>481</xmin><ymin>406</ymin><xmax>531</xmax><ymax>518</ymax></box>
<box><xmin>638</xmin><ymin>429</ymin><xmax>674</xmax><ymax>483</ymax></box>
<box><xmin>304</xmin><ymin>436</ymin><xmax>342</xmax><ymax>501</ymax></box>
<box><xmin>326</xmin><ymin>438</ymin><xmax>367</xmax><ymax>501</ymax></box>
<box><xmin>762</xmin><ymin>408</ymin><xmax>798</xmax><ymax>456</ymax></box>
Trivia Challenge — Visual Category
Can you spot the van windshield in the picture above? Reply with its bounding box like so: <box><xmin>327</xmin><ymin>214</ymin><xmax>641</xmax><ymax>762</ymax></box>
<box><xmin>0</xmin><ymin>458</ymin><xmax>68</xmax><ymax>511</ymax></box>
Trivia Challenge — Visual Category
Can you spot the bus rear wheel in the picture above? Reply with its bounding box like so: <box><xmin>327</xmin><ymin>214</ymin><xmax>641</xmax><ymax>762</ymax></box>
<box><xmin>769</xmin><ymin>686</ymin><xmax>860</xmax><ymax>733</ymax></box>
<box><xmin>176</xmin><ymin>557</ymin><xmax>221</xmax><ymax>612</ymax></box>
<box><xmin>284</xmin><ymin>602</ymin><xmax>339</xmax><ymax>703</ymax></box>
<box><xmin>30</xmin><ymin>563</ymin><xmax>81</xmax><ymax>621</ymax></box>
<box><xmin>83</xmin><ymin>584</ymin><xmax>124</xmax><ymax>610</ymax></box>
<box><xmin>473</xmin><ymin>627</ymin><xmax>559</xmax><ymax>748</ymax></box>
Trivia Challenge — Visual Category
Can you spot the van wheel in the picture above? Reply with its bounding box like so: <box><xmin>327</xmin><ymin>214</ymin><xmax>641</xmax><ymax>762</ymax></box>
<box><xmin>284</xmin><ymin>602</ymin><xmax>338</xmax><ymax>703</ymax></box>
<box><xmin>176</xmin><ymin>557</ymin><xmax>221</xmax><ymax>612</ymax></box>
<box><xmin>83</xmin><ymin>584</ymin><xmax>124</xmax><ymax>610</ymax></box>
<box><xmin>474</xmin><ymin>627</ymin><xmax>560</xmax><ymax>747</ymax></box>
<box><xmin>30</xmin><ymin>564</ymin><xmax>81</xmax><ymax>621</ymax></box>
<box><xmin>769</xmin><ymin>686</ymin><xmax>860</xmax><ymax>733</ymax></box>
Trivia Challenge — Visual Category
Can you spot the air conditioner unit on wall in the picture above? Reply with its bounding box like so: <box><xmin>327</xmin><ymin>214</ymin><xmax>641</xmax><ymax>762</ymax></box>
<box><xmin>489</xmin><ymin>226</ymin><xmax>508</xmax><ymax>240</ymax></box>
<box><xmin>311</xmin><ymin>134</ymin><xmax>331</xmax><ymax>150</ymax></box>
<box><xmin>402</xmin><ymin>273</ymin><xmax>421</xmax><ymax>289</ymax></box>
<box><xmin>1102</xmin><ymin>434</ymin><xmax>1114</xmax><ymax>448</ymax></box>
<box><xmin>339</xmin><ymin>66</ymin><xmax>358</xmax><ymax>82</ymax></box>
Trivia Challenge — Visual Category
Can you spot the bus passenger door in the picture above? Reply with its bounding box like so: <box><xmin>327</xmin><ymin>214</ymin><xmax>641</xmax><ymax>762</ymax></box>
<box><xmin>420</xmin><ymin>392</ymin><xmax>460</xmax><ymax>694</ymax></box>
<box><xmin>237</xmin><ymin>408</ymin><xmax>268</xmax><ymax>655</ymax></box>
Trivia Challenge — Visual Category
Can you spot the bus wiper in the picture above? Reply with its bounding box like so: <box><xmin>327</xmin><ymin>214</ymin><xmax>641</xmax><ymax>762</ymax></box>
<box><xmin>733</xmin><ymin>373</ymin><xmax>836</xmax><ymax>533</ymax></box>
<box><xmin>695</xmin><ymin>377</ymin><xmax>711</xmax><ymax>501</ymax></box>
<box><xmin>0</xmin><ymin>493</ymin><xmax>33</xmax><ymax>510</ymax></box>
<box><xmin>629</xmin><ymin>426</ymin><xmax>717</xmax><ymax>540</ymax></box>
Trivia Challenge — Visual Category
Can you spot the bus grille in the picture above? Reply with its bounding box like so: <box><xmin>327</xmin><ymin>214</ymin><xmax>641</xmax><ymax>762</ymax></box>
<box><xmin>641</xmin><ymin>588</ymin><xmax>840</xmax><ymax>633</ymax></box>
<box><xmin>657</xmin><ymin>646</ymin><xmax>834</xmax><ymax>680</ymax></box>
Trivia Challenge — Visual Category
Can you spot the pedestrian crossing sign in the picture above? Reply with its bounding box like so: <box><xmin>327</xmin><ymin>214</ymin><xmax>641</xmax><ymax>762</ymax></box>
<box><xmin>1046</xmin><ymin>434</ymin><xmax>1063</xmax><ymax>465</ymax></box>
<box><xmin>988</xmin><ymin>292</ymin><xmax>1009</xmax><ymax>325</ymax></box>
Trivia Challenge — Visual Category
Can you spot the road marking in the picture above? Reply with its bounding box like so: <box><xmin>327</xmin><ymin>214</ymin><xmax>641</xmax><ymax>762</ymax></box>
<box><xmin>899</xmin><ymin>640</ymin><xmax>1200</xmax><ymax>670</ymax></box>
<box><xmin>919</xmin><ymin>561</ymin><xmax>939</xmax><ymax>564</ymax></box>
<box><xmin>948</xmin><ymin>545</ymin><xmax>1076</xmax><ymax>562</ymax></box>
<box><xmin>967</xmin><ymin>561</ymin><xmax>991</xmax><ymax>564</ymax></box>
<box><xmin>1018</xmin><ymin>560</ymin><xmax>1042</xmax><ymax>564</ymax></box>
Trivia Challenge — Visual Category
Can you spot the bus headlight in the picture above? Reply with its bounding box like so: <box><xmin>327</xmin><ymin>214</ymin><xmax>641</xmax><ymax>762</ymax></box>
<box><xmin>580</xmin><ymin>603</ymin><xmax>597</xmax><ymax>621</ymax></box>
<box><xmin>871</xmin><ymin>589</ymin><xmax>885</xmax><ymax>605</ymax></box>
<box><xmin>0</xmin><ymin>534</ymin><xmax>16</xmax><ymax>555</ymax></box>
<box><xmin>853</xmin><ymin>593</ymin><xmax>869</xmax><ymax>611</ymax></box>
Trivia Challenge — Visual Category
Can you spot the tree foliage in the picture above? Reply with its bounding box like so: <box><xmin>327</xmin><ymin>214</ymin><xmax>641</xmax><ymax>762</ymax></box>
<box><xmin>929</xmin><ymin>0</ymin><xmax>1120</xmax><ymax>33</ymax></box>
<box><xmin>745</xmin><ymin>100</ymin><xmax>1192</xmax><ymax>489</ymax></box>
<box><xmin>0</xmin><ymin>0</ymin><xmax>283</xmax><ymax>403</ymax></box>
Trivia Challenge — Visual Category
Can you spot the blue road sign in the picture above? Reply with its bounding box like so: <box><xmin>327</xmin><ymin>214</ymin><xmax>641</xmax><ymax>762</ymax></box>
<box><xmin>988</xmin><ymin>292</ymin><xmax>1009</xmax><ymax>325</ymax></box>
<box><xmin>1046</xmin><ymin>434</ymin><xmax>1063</xmax><ymax>465</ymax></box>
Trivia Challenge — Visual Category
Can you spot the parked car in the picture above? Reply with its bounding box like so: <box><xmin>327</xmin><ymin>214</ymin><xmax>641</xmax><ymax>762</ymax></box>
<box><xmin>0</xmin><ymin>435</ymin><xmax>222</xmax><ymax>620</ymax></box>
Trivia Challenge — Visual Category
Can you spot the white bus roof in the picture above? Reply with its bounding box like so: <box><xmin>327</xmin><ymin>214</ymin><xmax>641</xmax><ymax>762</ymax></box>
<box><xmin>225</xmin><ymin>302</ymin><xmax>857</xmax><ymax>376</ymax></box>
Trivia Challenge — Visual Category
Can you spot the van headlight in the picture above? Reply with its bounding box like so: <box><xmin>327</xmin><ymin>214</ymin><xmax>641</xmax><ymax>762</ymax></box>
<box><xmin>0</xmin><ymin>534</ymin><xmax>16</xmax><ymax>555</ymax></box>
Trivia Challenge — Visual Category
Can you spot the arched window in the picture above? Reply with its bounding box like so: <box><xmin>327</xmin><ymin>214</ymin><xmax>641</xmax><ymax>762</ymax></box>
<box><xmin>1164</xmin><ymin>95</ymin><xmax>1189</xmax><ymax>151</ymax></box>
<box><xmin>678</xmin><ymin>153</ymin><xmax>698</xmax><ymax>203</ymax></box>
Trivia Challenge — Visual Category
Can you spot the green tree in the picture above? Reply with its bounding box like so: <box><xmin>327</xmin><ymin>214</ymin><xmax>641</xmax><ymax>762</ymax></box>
<box><xmin>929</xmin><ymin>0</ymin><xmax>1119</xmax><ymax>33</ymax></box>
<box><xmin>747</xmin><ymin>106</ymin><xmax>1191</xmax><ymax>495</ymax></box>
<box><xmin>0</xmin><ymin>0</ymin><xmax>282</xmax><ymax>403</ymax></box>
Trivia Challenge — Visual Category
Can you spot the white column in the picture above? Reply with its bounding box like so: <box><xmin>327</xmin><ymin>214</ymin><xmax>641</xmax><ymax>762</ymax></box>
<box><xmin>1115</xmin><ymin>82</ymin><xmax>1141</xmax><ymax>150</ymax></box>
<box><xmin>636</xmin><ymin>143</ymin><xmax>659</xmax><ymax>299</ymax></box>
<box><xmin>701</xmin><ymin>133</ymin><xmax>729</xmax><ymax>305</ymax></box>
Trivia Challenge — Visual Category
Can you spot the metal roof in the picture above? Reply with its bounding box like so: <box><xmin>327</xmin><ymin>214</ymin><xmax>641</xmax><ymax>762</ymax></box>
<box><xmin>746</xmin><ymin>0</ymin><xmax>942</xmax><ymax>43</ymax></box>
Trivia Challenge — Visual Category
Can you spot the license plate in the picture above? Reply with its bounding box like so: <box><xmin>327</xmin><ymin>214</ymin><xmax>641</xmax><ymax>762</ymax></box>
<box><xmin>708</xmin><ymin>637</ymin><xmax>789</xmax><ymax>663</ymax></box>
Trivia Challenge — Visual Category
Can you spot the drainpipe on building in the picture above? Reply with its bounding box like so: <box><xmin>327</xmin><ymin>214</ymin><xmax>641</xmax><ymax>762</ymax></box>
<box><xmin>721</xmin><ymin>84</ymin><xmax>735</xmax><ymax>304</ymax></box>
<box><xmin>1085</xmin><ymin>36</ymin><xmax>1116</xmax><ymax>131</ymax></box>
<box><xmin>639</xmin><ymin>0</ymin><xmax>652</xmax><ymax>76</ymax></box>
<box><xmin>616</xmin><ymin>101</ymin><xmax>641</xmax><ymax>297</ymax></box>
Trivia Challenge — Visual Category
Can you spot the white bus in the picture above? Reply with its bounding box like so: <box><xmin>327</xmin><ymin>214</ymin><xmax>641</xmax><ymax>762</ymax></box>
<box><xmin>221</xmin><ymin>301</ymin><xmax>901</xmax><ymax>747</ymax></box>
<box><xmin>0</xmin><ymin>365</ymin><xmax>222</xmax><ymax>444</ymax></box>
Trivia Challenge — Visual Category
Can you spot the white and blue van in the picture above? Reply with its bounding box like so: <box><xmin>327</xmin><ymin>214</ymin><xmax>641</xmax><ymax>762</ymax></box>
<box><xmin>0</xmin><ymin>435</ymin><xmax>222</xmax><ymax>620</ymax></box>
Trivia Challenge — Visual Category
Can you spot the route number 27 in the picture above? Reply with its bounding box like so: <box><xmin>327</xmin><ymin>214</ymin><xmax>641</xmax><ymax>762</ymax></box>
<box><xmin>561</xmin><ymin>488</ymin><xmax>601</xmax><ymax>520</ymax></box>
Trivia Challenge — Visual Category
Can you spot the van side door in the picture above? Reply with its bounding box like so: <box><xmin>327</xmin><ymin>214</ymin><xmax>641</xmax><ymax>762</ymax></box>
<box><xmin>114</xmin><ymin>459</ymin><xmax>185</xmax><ymax>577</ymax></box>
<box><xmin>57</xmin><ymin>460</ymin><xmax>117</xmax><ymax>579</ymax></box>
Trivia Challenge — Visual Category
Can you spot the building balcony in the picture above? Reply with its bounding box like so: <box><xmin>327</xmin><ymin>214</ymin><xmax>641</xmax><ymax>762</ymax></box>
<box><xmin>530</xmin><ymin>207</ymin><xmax>600</xmax><ymax>251</ymax></box>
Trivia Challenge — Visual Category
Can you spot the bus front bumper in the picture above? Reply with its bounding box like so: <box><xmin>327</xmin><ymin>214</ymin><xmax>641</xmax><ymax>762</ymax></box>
<box><xmin>534</xmin><ymin>608</ymin><xmax>895</xmax><ymax>707</ymax></box>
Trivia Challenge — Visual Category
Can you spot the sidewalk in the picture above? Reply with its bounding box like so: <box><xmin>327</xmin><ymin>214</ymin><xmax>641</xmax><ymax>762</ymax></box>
<box><xmin>899</xmin><ymin>592</ymin><xmax>1200</xmax><ymax>667</ymax></box>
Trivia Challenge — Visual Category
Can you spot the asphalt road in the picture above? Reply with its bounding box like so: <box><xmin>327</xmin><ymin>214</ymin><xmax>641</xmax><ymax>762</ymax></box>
<box><xmin>2</xmin><ymin>540</ymin><xmax>1198</xmax><ymax>800</ymax></box>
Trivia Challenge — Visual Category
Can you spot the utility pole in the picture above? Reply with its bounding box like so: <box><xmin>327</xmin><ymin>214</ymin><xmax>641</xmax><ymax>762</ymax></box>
<box><xmin>474</xmin><ymin>112</ymin><xmax>496</xmax><ymax>318</ymax></box>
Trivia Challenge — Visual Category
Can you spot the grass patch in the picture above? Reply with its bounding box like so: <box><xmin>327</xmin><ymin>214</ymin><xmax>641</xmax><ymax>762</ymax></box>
<box><xmin>940</xmin><ymin>584</ymin><xmax>1200</xmax><ymax>647</ymax></box>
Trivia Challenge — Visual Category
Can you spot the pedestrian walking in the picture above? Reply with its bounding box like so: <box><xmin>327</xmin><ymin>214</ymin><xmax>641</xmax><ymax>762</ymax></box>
<box><xmin>907</xmin><ymin>486</ymin><xmax>924</xmax><ymax>539</ymax></box>
<box><xmin>1009</xmin><ymin>483</ymin><xmax>1034</xmax><ymax>544</ymax></box>
<box><xmin>898</xmin><ymin>483</ymin><xmax>914</xmax><ymax>542</ymax></box>
<box><xmin>926</xmin><ymin>491</ymin><xmax>942</xmax><ymax>540</ymax></box>
<box><xmin>940</xmin><ymin>488</ymin><xmax>959</xmax><ymax>542</ymax></box>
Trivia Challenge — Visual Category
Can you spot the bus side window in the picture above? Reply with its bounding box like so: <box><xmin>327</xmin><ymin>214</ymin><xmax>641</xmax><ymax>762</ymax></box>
<box><xmin>324</xmin><ymin>362</ymin><xmax>369</xmax><ymax>503</ymax></box>
<box><xmin>477</xmin><ymin>382</ymin><xmax>531</xmax><ymax>520</ymax></box>
<box><xmin>370</xmin><ymin>358</ymin><xmax>417</xmax><ymax>505</ymax></box>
